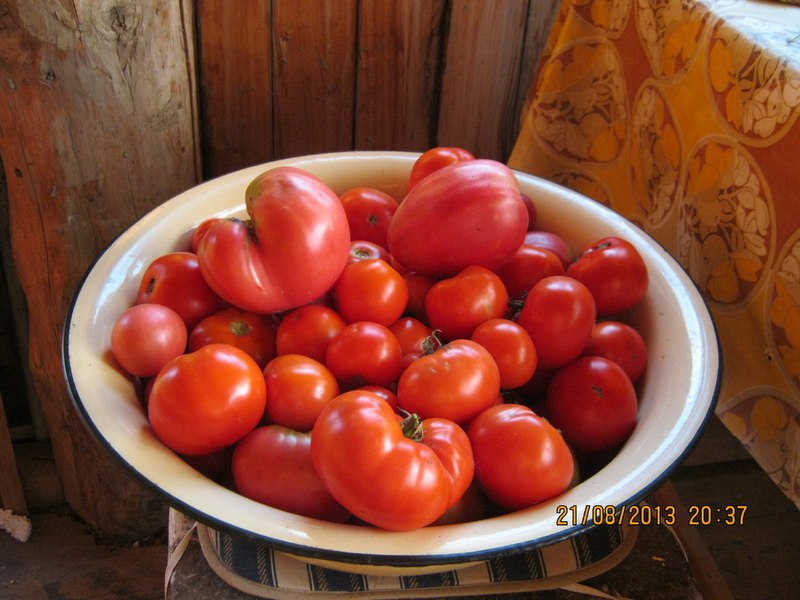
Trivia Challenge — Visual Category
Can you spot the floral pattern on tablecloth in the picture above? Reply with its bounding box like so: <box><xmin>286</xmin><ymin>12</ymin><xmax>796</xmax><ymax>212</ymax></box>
<box><xmin>509</xmin><ymin>0</ymin><xmax>800</xmax><ymax>507</ymax></box>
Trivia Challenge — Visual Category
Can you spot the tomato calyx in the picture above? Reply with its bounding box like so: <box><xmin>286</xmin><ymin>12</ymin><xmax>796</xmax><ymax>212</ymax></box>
<box><xmin>229</xmin><ymin>320</ymin><xmax>253</xmax><ymax>337</ymax></box>
<box><xmin>399</xmin><ymin>411</ymin><xmax>424</xmax><ymax>442</ymax></box>
<box><xmin>421</xmin><ymin>329</ymin><xmax>447</xmax><ymax>355</ymax></box>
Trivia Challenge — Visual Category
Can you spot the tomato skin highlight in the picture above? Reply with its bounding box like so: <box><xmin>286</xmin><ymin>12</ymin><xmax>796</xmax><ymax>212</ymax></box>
<box><xmin>388</xmin><ymin>159</ymin><xmax>528</xmax><ymax>277</ymax></box>
<box><xmin>332</xmin><ymin>258</ymin><xmax>408</xmax><ymax>326</ymax></box>
<box><xmin>468</xmin><ymin>403</ymin><xmax>574</xmax><ymax>510</ymax></box>
<box><xmin>198</xmin><ymin>166</ymin><xmax>350</xmax><ymax>314</ymax></box>
<box><xmin>148</xmin><ymin>343</ymin><xmax>267</xmax><ymax>456</ymax></box>
<box><xmin>311</xmin><ymin>390</ymin><xmax>471</xmax><ymax>531</ymax></box>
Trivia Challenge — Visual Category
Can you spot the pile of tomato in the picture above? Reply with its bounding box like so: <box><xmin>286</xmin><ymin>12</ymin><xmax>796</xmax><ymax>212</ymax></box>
<box><xmin>109</xmin><ymin>147</ymin><xmax>650</xmax><ymax>532</ymax></box>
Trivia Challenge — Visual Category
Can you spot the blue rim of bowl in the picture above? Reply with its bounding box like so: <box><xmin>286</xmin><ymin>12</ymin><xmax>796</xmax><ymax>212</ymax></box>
<box><xmin>60</xmin><ymin>163</ymin><xmax>722</xmax><ymax>569</ymax></box>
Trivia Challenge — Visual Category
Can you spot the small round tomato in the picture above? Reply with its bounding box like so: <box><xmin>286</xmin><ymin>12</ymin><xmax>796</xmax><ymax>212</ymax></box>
<box><xmin>325</xmin><ymin>322</ymin><xmax>403</xmax><ymax>388</ymax></box>
<box><xmin>545</xmin><ymin>356</ymin><xmax>638</xmax><ymax>455</ymax></box>
<box><xmin>148</xmin><ymin>344</ymin><xmax>266</xmax><ymax>456</ymax></box>
<box><xmin>406</xmin><ymin>146</ymin><xmax>475</xmax><ymax>192</ymax></box>
<box><xmin>188</xmin><ymin>307</ymin><xmax>278</xmax><ymax>369</ymax></box>
<box><xmin>425</xmin><ymin>265</ymin><xmax>509</xmax><ymax>340</ymax></box>
<box><xmin>582</xmin><ymin>320</ymin><xmax>648</xmax><ymax>382</ymax></box>
<box><xmin>347</xmin><ymin>240</ymin><xmax>390</xmax><ymax>264</ymax></box>
<box><xmin>567</xmin><ymin>236</ymin><xmax>648</xmax><ymax>316</ymax></box>
<box><xmin>471</xmin><ymin>318</ymin><xmax>537</xmax><ymax>389</ymax></box>
<box><xmin>275</xmin><ymin>304</ymin><xmax>346</xmax><ymax>363</ymax></box>
<box><xmin>339</xmin><ymin>187</ymin><xmax>398</xmax><ymax>248</ymax></box>
<box><xmin>262</xmin><ymin>354</ymin><xmax>339</xmax><ymax>432</ymax></box>
<box><xmin>136</xmin><ymin>252</ymin><xmax>226</xmax><ymax>330</ymax></box>
<box><xmin>332</xmin><ymin>259</ymin><xmax>408</xmax><ymax>326</ymax></box>
<box><xmin>494</xmin><ymin>244</ymin><xmax>564</xmax><ymax>301</ymax></box>
<box><xmin>389</xmin><ymin>316</ymin><xmax>433</xmax><ymax>356</ymax></box>
<box><xmin>111</xmin><ymin>304</ymin><xmax>187</xmax><ymax>377</ymax></box>
<box><xmin>468</xmin><ymin>403</ymin><xmax>574</xmax><ymax>510</ymax></box>
<box><xmin>525</xmin><ymin>231</ymin><xmax>572</xmax><ymax>269</ymax></box>
<box><xmin>397</xmin><ymin>339</ymin><xmax>500</xmax><ymax>426</ymax></box>
<box><xmin>232</xmin><ymin>425</ymin><xmax>349</xmax><ymax>522</ymax></box>
<box><xmin>516</xmin><ymin>275</ymin><xmax>596</xmax><ymax>370</ymax></box>
<box><xmin>403</xmin><ymin>272</ymin><xmax>436</xmax><ymax>322</ymax></box>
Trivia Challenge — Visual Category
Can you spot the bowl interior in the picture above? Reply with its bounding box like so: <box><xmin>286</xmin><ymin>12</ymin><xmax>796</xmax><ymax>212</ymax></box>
<box><xmin>63</xmin><ymin>151</ymin><xmax>719</xmax><ymax>569</ymax></box>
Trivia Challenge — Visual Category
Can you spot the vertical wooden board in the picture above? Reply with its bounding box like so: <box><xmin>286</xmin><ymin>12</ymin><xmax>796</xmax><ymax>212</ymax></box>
<box><xmin>516</xmin><ymin>0</ymin><xmax>561</xmax><ymax>127</ymax></box>
<box><xmin>0</xmin><ymin>0</ymin><xmax>199</xmax><ymax>539</ymax></box>
<box><xmin>196</xmin><ymin>0</ymin><xmax>273</xmax><ymax>178</ymax></box>
<box><xmin>355</xmin><ymin>0</ymin><xmax>446</xmax><ymax>151</ymax></box>
<box><xmin>272</xmin><ymin>0</ymin><xmax>357</xmax><ymax>158</ymax></box>
<box><xmin>436</xmin><ymin>0</ymin><xmax>530</xmax><ymax>161</ymax></box>
<box><xmin>0</xmin><ymin>390</ymin><xmax>27</xmax><ymax>514</ymax></box>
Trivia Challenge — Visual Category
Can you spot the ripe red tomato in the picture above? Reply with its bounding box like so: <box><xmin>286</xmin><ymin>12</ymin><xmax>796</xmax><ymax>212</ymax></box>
<box><xmin>275</xmin><ymin>304</ymin><xmax>346</xmax><ymax>363</ymax></box>
<box><xmin>232</xmin><ymin>425</ymin><xmax>350</xmax><ymax>522</ymax></box>
<box><xmin>190</xmin><ymin>218</ymin><xmax>223</xmax><ymax>253</ymax></box>
<box><xmin>516</xmin><ymin>275</ymin><xmax>596</xmax><ymax>370</ymax></box>
<box><xmin>425</xmin><ymin>265</ymin><xmax>509</xmax><ymax>340</ymax></box>
<box><xmin>582</xmin><ymin>320</ymin><xmax>648</xmax><ymax>383</ymax></box>
<box><xmin>494</xmin><ymin>244</ymin><xmax>564</xmax><ymax>301</ymax></box>
<box><xmin>388</xmin><ymin>159</ymin><xmax>528</xmax><ymax>277</ymax></box>
<box><xmin>188</xmin><ymin>306</ymin><xmax>278</xmax><ymax>369</ymax></box>
<box><xmin>311</xmin><ymin>390</ymin><xmax>473</xmax><ymax>530</ymax></box>
<box><xmin>525</xmin><ymin>231</ymin><xmax>572</xmax><ymax>269</ymax></box>
<box><xmin>111</xmin><ymin>304</ymin><xmax>187</xmax><ymax>377</ymax></box>
<box><xmin>545</xmin><ymin>356</ymin><xmax>638</xmax><ymax>455</ymax></box>
<box><xmin>339</xmin><ymin>187</ymin><xmax>398</xmax><ymax>248</ymax></box>
<box><xmin>397</xmin><ymin>339</ymin><xmax>500</xmax><ymax>426</ymax></box>
<box><xmin>403</xmin><ymin>272</ymin><xmax>436</xmax><ymax>322</ymax></box>
<box><xmin>198</xmin><ymin>167</ymin><xmax>350</xmax><ymax>313</ymax></box>
<box><xmin>520</xmin><ymin>193</ymin><xmax>538</xmax><ymax>230</ymax></box>
<box><xmin>262</xmin><ymin>354</ymin><xmax>339</xmax><ymax>432</ymax></box>
<box><xmin>406</xmin><ymin>146</ymin><xmax>475</xmax><ymax>192</ymax></box>
<box><xmin>325</xmin><ymin>322</ymin><xmax>403</xmax><ymax>388</ymax></box>
<box><xmin>347</xmin><ymin>240</ymin><xmax>390</xmax><ymax>264</ymax></box>
<box><xmin>148</xmin><ymin>344</ymin><xmax>266</xmax><ymax>456</ymax></box>
<box><xmin>136</xmin><ymin>252</ymin><xmax>226</xmax><ymax>330</ymax></box>
<box><xmin>331</xmin><ymin>258</ymin><xmax>408</xmax><ymax>326</ymax></box>
<box><xmin>470</xmin><ymin>318</ymin><xmax>537</xmax><ymax>389</ymax></box>
<box><xmin>567</xmin><ymin>236</ymin><xmax>649</xmax><ymax>316</ymax></box>
<box><xmin>356</xmin><ymin>385</ymin><xmax>399</xmax><ymax>411</ymax></box>
<box><xmin>388</xmin><ymin>316</ymin><xmax>433</xmax><ymax>356</ymax></box>
<box><xmin>467</xmin><ymin>403</ymin><xmax>574</xmax><ymax>510</ymax></box>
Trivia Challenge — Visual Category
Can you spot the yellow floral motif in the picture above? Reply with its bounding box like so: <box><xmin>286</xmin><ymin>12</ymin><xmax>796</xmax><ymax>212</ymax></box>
<box><xmin>771</xmin><ymin>243</ymin><xmax>800</xmax><ymax>378</ymax></box>
<box><xmin>571</xmin><ymin>0</ymin><xmax>631</xmax><ymax>35</ymax></box>
<box><xmin>532</xmin><ymin>42</ymin><xmax>627</xmax><ymax>162</ymax></box>
<box><xmin>679</xmin><ymin>142</ymin><xmax>771</xmax><ymax>304</ymax></box>
<box><xmin>751</xmin><ymin>396</ymin><xmax>789</xmax><ymax>442</ymax></box>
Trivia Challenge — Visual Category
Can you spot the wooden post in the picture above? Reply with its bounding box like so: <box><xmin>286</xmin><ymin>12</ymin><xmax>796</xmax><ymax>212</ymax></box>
<box><xmin>0</xmin><ymin>0</ymin><xmax>201</xmax><ymax>539</ymax></box>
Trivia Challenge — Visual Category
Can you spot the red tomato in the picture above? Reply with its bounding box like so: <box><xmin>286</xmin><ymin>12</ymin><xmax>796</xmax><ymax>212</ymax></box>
<box><xmin>232</xmin><ymin>425</ymin><xmax>349</xmax><ymax>522</ymax></box>
<box><xmin>494</xmin><ymin>244</ymin><xmax>565</xmax><ymax>301</ymax></box>
<box><xmin>356</xmin><ymin>385</ymin><xmax>399</xmax><ymax>411</ymax></box>
<box><xmin>190</xmin><ymin>218</ymin><xmax>223</xmax><ymax>253</ymax></box>
<box><xmin>467</xmin><ymin>403</ymin><xmax>574</xmax><ymax>510</ymax></box>
<box><xmin>471</xmin><ymin>318</ymin><xmax>537</xmax><ymax>389</ymax></box>
<box><xmin>582</xmin><ymin>320</ymin><xmax>648</xmax><ymax>383</ymax></box>
<box><xmin>545</xmin><ymin>356</ymin><xmax>638</xmax><ymax>455</ymax></box>
<box><xmin>406</xmin><ymin>146</ymin><xmax>475</xmax><ymax>192</ymax></box>
<box><xmin>275</xmin><ymin>304</ymin><xmax>346</xmax><ymax>363</ymax></box>
<box><xmin>311</xmin><ymin>390</ymin><xmax>473</xmax><ymax>530</ymax></box>
<box><xmin>389</xmin><ymin>316</ymin><xmax>433</xmax><ymax>356</ymax></box>
<box><xmin>397</xmin><ymin>339</ymin><xmax>500</xmax><ymax>426</ymax></box>
<box><xmin>388</xmin><ymin>159</ymin><xmax>528</xmax><ymax>277</ymax></box>
<box><xmin>188</xmin><ymin>307</ymin><xmax>278</xmax><ymax>369</ymax></box>
<box><xmin>347</xmin><ymin>240</ymin><xmax>390</xmax><ymax>264</ymax></box>
<box><xmin>520</xmin><ymin>193</ymin><xmax>538</xmax><ymax>230</ymax></box>
<box><xmin>403</xmin><ymin>272</ymin><xmax>436</xmax><ymax>322</ymax></box>
<box><xmin>525</xmin><ymin>231</ymin><xmax>572</xmax><ymax>269</ymax></box>
<box><xmin>198</xmin><ymin>167</ymin><xmax>350</xmax><ymax>313</ymax></box>
<box><xmin>339</xmin><ymin>187</ymin><xmax>398</xmax><ymax>248</ymax></box>
<box><xmin>567</xmin><ymin>236</ymin><xmax>649</xmax><ymax>316</ymax></box>
<box><xmin>325</xmin><ymin>322</ymin><xmax>403</xmax><ymax>388</ymax></box>
<box><xmin>111</xmin><ymin>304</ymin><xmax>187</xmax><ymax>377</ymax></box>
<box><xmin>136</xmin><ymin>252</ymin><xmax>226</xmax><ymax>330</ymax></box>
<box><xmin>516</xmin><ymin>276</ymin><xmax>596</xmax><ymax>370</ymax></box>
<box><xmin>332</xmin><ymin>259</ymin><xmax>408</xmax><ymax>326</ymax></box>
<box><xmin>148</xmin><ymin>344</ymin><xmax>266</xmax><ymax>456</ymax></box>
<box><xmin>432</xmin><ymin>481</ymin><xmax>487</xmax><ymax>525</ymax></box>
<box><xmin>262</xmin><ymin>354</ymin><xmax>339</xmax><ymax>432</ymax></box>
<box><xmin>425</xmin><ymin>265</ymin><xmax>509</xmax><ymax>340</ymax></box>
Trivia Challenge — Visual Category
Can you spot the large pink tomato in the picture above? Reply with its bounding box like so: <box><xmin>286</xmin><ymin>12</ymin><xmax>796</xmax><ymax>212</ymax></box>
<box><xmin>387</xmin><ymin>159</ymin><xmax>528</xmax><ymax>277</ymax></box>
<box><xmin>198</xmin><ymin>167</ymin><xmax>350</xmax><ymax>313</ymax></box>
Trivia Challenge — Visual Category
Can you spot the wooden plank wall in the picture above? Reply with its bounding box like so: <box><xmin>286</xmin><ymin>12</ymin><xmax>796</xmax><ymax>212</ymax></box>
<box><xmin>195</xmin><ymin>0</ymin><xmax>561</xmax><ymax>179</ymax></box>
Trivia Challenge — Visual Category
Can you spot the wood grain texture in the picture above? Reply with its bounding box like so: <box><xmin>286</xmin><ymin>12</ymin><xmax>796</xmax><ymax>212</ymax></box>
<box><xmin>437</xmin><ymin>0</ymin><xmax>532</xmax><ymax>161</ymax></box>
<box><xmin>272</xmin><ymin>0</ymin><xmax>357</xmax><ymax>158</ymax></box>
<box><xmin>196</xmin><ymin>0</ymin><xmax>273</xmax><ymax>177</ymax></box>
<box><xmin>0</xmin><ymin>0</ymin><xmax>200</xmax><ymax>539</ymax></box>
<box><xmin>354</xmin><ymin>0</ymin><xmax>446</xmax><ymax>151</ymax></box>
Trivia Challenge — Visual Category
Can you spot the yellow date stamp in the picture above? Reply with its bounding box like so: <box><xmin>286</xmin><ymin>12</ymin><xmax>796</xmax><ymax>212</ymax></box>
<box><xmin>555</xmin><ymin>504</ymin><xmax>748</xmax><ymax>527</ymax></box>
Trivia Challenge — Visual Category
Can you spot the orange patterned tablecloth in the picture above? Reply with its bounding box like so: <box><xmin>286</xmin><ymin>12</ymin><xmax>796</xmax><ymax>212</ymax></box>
<box><xmin>509</xmin><ymin>0</ymin><xmax>800</xmax><ymax>507</ymax></box>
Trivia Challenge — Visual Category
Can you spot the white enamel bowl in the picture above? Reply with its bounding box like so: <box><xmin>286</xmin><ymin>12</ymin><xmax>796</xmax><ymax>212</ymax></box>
<box><xmin>63</xmin><ymin>151</ymin><xmax>720</xmax><ymax>575</ymax></box>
